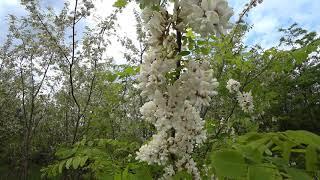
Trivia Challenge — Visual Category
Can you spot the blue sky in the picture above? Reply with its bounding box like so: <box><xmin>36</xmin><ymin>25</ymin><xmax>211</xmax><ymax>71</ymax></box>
<box><xmin>229</xmin><ymin>0</ymin><xmax>320</xmax><ymax>47</ymax></box>
<box><xmin>0</xmin><ymin>0</ymin><xmax>23</xmax><ymax>42</ymax></box>
<box><xmin>0</xmin><ymin>0</ymin><xmax>65</xmax><ymax>42</ymax></box>
<box><xmin>0</xmin><ymin>0</ymin><xmax>319</xmax><ymax>59</ymax></box>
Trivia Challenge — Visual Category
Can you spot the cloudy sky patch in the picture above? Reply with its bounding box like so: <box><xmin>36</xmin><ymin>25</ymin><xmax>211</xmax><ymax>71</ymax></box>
<box><xmin>0</xmin><ymin>0</ymin><xmax>319</xmax><ymax>63</ymax></box>
<box><xmin>229</xmin><ymin>0</ymin><xmax>320</xmax><ymax>47</ymax></box>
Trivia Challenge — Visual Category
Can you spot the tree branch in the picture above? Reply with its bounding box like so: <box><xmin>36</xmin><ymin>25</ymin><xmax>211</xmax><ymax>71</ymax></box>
<box><xmin>35</xmin><ymin>13</ymin><xmax>70</xmax><ymax>63</ymax></box>
<box><xmin>33</xmin><ymin>54</ymin><xmax>53</xmax><ymax>98</ymax></box>
<box><xmin>71</xmin><ymin>0</ymin><xmax>81</xmax><ymax>144</ymax></box>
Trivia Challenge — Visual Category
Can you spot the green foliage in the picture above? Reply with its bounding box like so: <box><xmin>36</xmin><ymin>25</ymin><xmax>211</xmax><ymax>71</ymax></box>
<box><xmin>210</xmin><ymin>131</ymin><xmax>320</xmax><ymax>179</ymax></box>
<box><xmin>113</xmin><ymin>0</ymin><xmax>128</xmax><ymax>8</ymax></box>
<box><xmin>116</xmin><ymin>65</ymin><xmax>140</xmax><ymax>78</ymax></box>
<box><xmin>120</xmin><ymin>163</ymin><xmax>153</xmax><ymax>180</ymax></box>
<box><xmin>173</xmin><ymin>171</ymin><xmax>193</xmax><ymax>180</ymax></box>
<box><xmin>212</xmin><ymin>150</ymin><xmax>248</xmax><ymax>179</ymax></box>
<box><xmin>41</xmin><ymin>138</ymin><xmax>141</xmax><ymax>179</ymax></box>
<box><xmin>0</xmin><ymin>0</ymin><xmax>320</xmax><ymax>178</ymax></box>
<box><xmin>137</xmin><ymin>0</ymin><xmax>161</xmax><ymax>9</ymax></box>
<box><xmin>178</xmin><ymin>50</ymin><xmax>191</xmax><ymax>56</ymax></box>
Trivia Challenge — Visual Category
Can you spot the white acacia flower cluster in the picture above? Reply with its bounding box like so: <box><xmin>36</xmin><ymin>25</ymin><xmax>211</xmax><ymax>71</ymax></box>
<box><xmin>226</xmin><ymin>79</ymin><xmax>254</xmax><ymax>113</ymax></box>
<box><xmin>307</xmin><ymin>46</ymin><xmax>320</xmax><ymax>66</ymax></box>
<box><xmin>178</xmin><ymin>0</ymin><xmax>233</xmax><ymax>36</ymax></box>
<box><xmin>136</xmin><ymin>4</ymin><xmax>223</xmax><ymax>179</ymax></box>
<box><xmin>160</xmin><ymin>165</ymin><xmax>175</xmax><ymax>180</ymax></box>
<box><xmin>237</xmin><ymin>91</ymin><xmax>254</xmax><ymax>113</ymax></box>
<box><xmin>226</xmin><ymin>79</ymin><xmax>240</xmax><ymax>93</ymax></box>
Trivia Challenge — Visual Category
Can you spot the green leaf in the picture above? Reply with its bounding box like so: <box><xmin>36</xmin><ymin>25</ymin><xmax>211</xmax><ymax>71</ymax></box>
<box><xmin>55</xmin><ymin>148</ymin><xmax>76</xmax><ymax>158</ymax></box>
<box><xmin>186</xmin><ymin>28</ymin><xmax>195</xmax><ymax>39</ymax></box>
<box><xmin>188</xmin><ymin>38</ymin><xmax>195</xmax><ymax>50</ymax></box>
<box><xmin>72</xmin><ymin>156</ymin><xmax>81</xmax><ymax>169</ymax></box>
<box><xmin>124</xmin><ymin>67</ymin><xmax>135</xmax><ymax>75</ymax></box>
<box><xmin>197</xmin><ymin>40</ymin><xmax>207</xmax><ymax>46</ymax></box>
<box><xmin>51</xmin><ymin>164</ymin><xmax>59</xmax><ymax>176</ymax></box>
<box><xmin>211</xmin><ymin>149</ymin><xmax>248</xmax><ymax>178</ymax></box>
<box><xmin>178</xmin><ymin>51</ymin><xmax>190</xmax><ymax>56</ymax></box>
<box><xmin>88</xmin><ymin>141</ymin><xmax>94</xmax><ymax>146</ymax></box>
<box><xmin>114</xmin><ymin>173</ymin><xmax>122</xmax><ymax>180</ymax></box>
<box><xmin>281</xmin><ymin>141</ymin><xmax>295</xmax><ymax>164</ymax></box>
<box><xmin>125</xmin><ymin>164</ymin><xmax>153</xmax><ymax>180</ymax></box>
<box><xmin>286</xmin><ymin>168</ymin><xmax>312</xmax><ymax>180</ymax></box>
<box><xmin>80</xmin><ymin>156</ymin><xmax>89</xmax><ymax>167</ymax></box>
<box><xmin>305</xmin><ymin>145</ymin><xmax>318</xmax><ymax>171</ymax></box>
<box><xmin>65</xmin><ymin>158</ymin><xmax>73</xmax><ymax>169</ymax></box>
<box><xmin>58</xmin><ymin>161</ymin><xmax>65</xmax><ymax>174</ymax></box>
<box><xmin>200</xmin><ymin>47</ymin><xmax>210</xmax><ymax>55</ymax></box>
<box><xmin>284</xmin><ymin>131</ymin><xmax>320</xmax><ymax>146</ymax></box>
<box><xmin>113</xmin><ymin>0</ymin><xmax>128</xmax><ymax>8</ymax></box>
<box><xmin>173</xmin><ymin>170</ymin><xmax>193</xmax><ymax>180</ymax></box>
<box><xmin>117</xmin><ymin>66</ymin><xmax>139</xmax><ymax>78</ymax></box>
<box><xmin>105</xmin><ymin>73</ymin><xmax>118</xmax><ymax>82</ymax></box>
<box><xmin>237</xmin><ymin>146</ymin><xmax>263</xmax><ymax>163</ymax></box>
<box><xmin>267</xmin><ymin>157</ymin><xmax>289</xmax><ymax>167</ymax></box>
<box><xmin>264</xmin><ymin>148</ymin><xmax>273</xmax><ymax>156</ymax></box>
<box><xmin>139</xmin><ymin>0</ymin><xmax>160</xmax><ymax>9</ymax></box>
<box><xmin>237</xmin><ymin>132</ymin><xmax>264</xmax><ymax>144</ymax></box>
<box><xmin>248</xmin><ymin>165</ymin><xmax>278</xmax><ymax>180</ymax></box>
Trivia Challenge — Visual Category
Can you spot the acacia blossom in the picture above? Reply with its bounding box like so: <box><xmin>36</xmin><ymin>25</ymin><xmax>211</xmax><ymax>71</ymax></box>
<box><xmin>226</xmin><ymin>79</ymin><xmax>241</xmax><ymax>93</ymax></box>
<box><xmin>178</xmin><ymin>0</ymin><xmax>233</xmax><ymax>36</ymax></box>
<box><xmin>136</xmin><ymin>1</ymin><xmax>232</xmax><ymax>179</ymax></box>
<box><xmin>226</xmin><ymin>79</ymin><xmax>254</xmax><ymax>113</ymax></box>
<box><xmin>306</xmin><ymin>46</ymin><xmax>320</xmax><ymax>67</ymax></box>
<box><xmin>237</xmin><ymin>91</ymin><xmax>254</xmax><ymax>113</ymax></box>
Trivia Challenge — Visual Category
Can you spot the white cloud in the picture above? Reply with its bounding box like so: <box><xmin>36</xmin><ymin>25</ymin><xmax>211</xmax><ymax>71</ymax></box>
<box><xmin>84</xmin><ymin>0</ymin><xmax>139</xmax><ymax>64</ymax></box>
<box><xmin>253</xmin><ymin>16</ymin><xmax>279</xmax><ymax>34</ymax></box>
<box><xmin>227</xmin><ymin>0</ymin><xmax>320</xmax><ymax>49</ymax></box>
<box><xmin>73</xmin><ymin>0</ymin><xmax>320</xmax><ymax>63</ymax></box>
<box><xmin>0</xmin><ymin>0</ymin><xmax>19</xmax><ymax>6</ymax></box>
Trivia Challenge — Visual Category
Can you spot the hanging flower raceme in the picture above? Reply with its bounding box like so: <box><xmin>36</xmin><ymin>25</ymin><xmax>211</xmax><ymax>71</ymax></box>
<box><xmin>226</xmin><ymin>78</ymin><xmax>241</xmax><ymax>93</ymax></box>
<box><xmin>237</xmin><ymin>91</ymin><xmax>254</xmax><ymax>113</ymax></box>
<box><xmin>178</xmin><ymin>0</ymin><xmax>234</xmax><ymax>36</ymax></box>
<box><xmin>307</xmin><ymin>46</ymin><xmax>320</xmax><ymax>66</ymax></box>
<box><xmin>226</xmin><ymin>79</ymin><xmax>254</xmax><ymax>113</ymax></box>
<box><xmin>136</xmin><ymin>1</ymin><xmax>233</xmax><ymax>179</ymax></box>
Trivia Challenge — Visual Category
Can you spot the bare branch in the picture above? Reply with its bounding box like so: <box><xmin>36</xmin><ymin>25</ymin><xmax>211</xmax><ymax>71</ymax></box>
<box><xmin>71</xmin><ymin>0</ymin><xmax>81</xmax><ymax>144</ymax></box>
<box><xmin>34</xmin><ymin>54</ymin><xmax>54</xmax><ymax>98</ymax></box>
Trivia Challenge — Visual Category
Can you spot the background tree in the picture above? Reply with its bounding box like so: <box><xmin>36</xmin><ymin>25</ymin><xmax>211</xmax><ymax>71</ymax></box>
<box><xmin>0</xmin><ymin>0</ymin><xmax>319</xmax><ymax>179</ymax></box>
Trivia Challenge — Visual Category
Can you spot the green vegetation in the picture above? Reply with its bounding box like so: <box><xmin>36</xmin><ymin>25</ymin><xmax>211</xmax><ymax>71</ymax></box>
<box><xmin>0</xmin><ymin>0</ymin><xmax>319</xmax><ymax>179</ymax></box>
